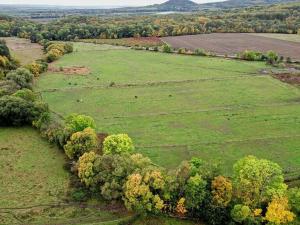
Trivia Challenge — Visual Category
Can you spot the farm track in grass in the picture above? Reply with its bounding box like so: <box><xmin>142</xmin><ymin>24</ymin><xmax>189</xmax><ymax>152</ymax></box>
<box><xmin>162</xmin><ymin>33</ymin><xmax>300</xmax><ymax>61</ymax></box>
<box><xmin>36</xmin><ymin>42</ymin><xmax>300</xmax><ymax>176</ymax></box>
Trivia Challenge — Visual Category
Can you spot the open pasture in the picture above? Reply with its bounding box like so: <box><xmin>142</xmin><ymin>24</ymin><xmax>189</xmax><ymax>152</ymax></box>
<box><xmin>162</xmin><ymin>33</ymin><xmax>300</xmax><ymax>60</ymax></box>
<box><xmin>36</xmin><ymin>43</ymin><xmax>300</xmax><ymax>177</ymax></box>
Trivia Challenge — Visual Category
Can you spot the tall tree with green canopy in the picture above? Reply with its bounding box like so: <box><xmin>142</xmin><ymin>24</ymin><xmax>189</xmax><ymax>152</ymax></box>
<box><xmin>233</xmin><ymin>155</ymin><xmax>287</xmax><ymax>208</ymax></box>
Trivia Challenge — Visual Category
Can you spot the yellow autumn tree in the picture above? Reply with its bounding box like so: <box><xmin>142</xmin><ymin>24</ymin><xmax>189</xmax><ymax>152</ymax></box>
<box><xmin>211</xmin><ymin>176</ymin><xmax>233</xmax><ymax>207</ymax></box>
<box><xmin>123</xmin><ymin>169</ymin><xmax>165</xmax><ymax>214</ymax></box>
<box><xmin>176</xmin><ymin>197</ymin><xmax>187</xmax><ymax>217</ymax></box>
<box><xmin>265</xmin><ymin>197</ymin><xmax>295</xmax><ymax>224</ymax></box>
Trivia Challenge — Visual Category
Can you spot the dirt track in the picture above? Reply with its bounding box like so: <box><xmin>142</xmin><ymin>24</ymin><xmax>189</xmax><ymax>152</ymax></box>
<box><xmin>162</xmin><ymin>33</ymin><xmax>300</xmax><ymax>60</ymax></box>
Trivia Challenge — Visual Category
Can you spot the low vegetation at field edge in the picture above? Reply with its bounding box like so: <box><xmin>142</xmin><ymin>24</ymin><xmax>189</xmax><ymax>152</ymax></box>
<box><xmin>78</xmin><ymin>37</ymin><xmax>164</xmax><ymax>48</ymax></box>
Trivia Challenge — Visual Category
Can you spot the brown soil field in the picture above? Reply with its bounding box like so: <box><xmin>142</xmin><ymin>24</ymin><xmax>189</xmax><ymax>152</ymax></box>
<box><xmin>2</xmin><ymin>37</ymin><xmax>44</xmax><ymax>65</ymax></box>
<box><xmin>162</xmin><ymin>33</ymin><xmax>300</xmax><ymax>60</ymax></box>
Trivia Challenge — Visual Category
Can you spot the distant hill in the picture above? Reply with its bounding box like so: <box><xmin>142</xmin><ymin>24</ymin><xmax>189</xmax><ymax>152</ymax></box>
<box><xmin>153</xmin><ymin>0</ymin><xmax>199</xmax><ymax>11</ymax></box>
<box><xmin>134</xmin><ymin>0</ymin><xmax>300</xmax><ymax>11</ymax></box>
<box><xmin>200</xmin><ymin>0</ymin><xmax>300</xmax><ymax>9</ymax></box>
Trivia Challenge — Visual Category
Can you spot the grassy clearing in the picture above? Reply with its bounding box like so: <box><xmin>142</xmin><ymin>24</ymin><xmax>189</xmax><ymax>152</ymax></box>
<box><xmin>249</xmin><ymin>33</ymin><xmax>300</xmax><ymax>43</ymax></box>
<box><xmin>36</xmin><ymin>43</ymin><xmax>300</xmax><ymax>176</ymax></box>
<box><xmin>1</xmin><ymin>37</ymin><xmax>44</xmax><ymax>65</ymax></box>
<box><xmin>0</xmin><ymin>127</ymin><xmax>130</xmax><ymax>224</ymax></box>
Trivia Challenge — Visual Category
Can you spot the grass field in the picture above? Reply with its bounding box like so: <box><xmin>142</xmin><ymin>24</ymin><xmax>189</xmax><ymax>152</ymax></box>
<box><xmin>0</xmin><ymin>127</ymin><xmax>132</xmax><ymax>225</ymax></box>
<box><xmin>35</xmin><ymin>42</ymin><xmax>300</xmax><ymax>177</ymax></box>
<box><xmin>2</xmin><ymin>37</ymin><xmax>44</xmax><ymax>65</ymax></box>
<box><xmin>250</xmin><ymin>33</ymin><xmax>300</xmax><ymax>43</ymax></box>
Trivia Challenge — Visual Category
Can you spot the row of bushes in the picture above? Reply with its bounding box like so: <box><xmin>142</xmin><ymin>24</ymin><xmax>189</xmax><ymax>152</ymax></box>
<box><xmin>133</xmin><ymin>44</ymin><xmax>213</xmax><ymax>58</ymax></box>
<box><xmin>238</xmin><ymin>50</ymin><xmax>282</xmax><ymax>64</ymax></box>
<box><xmin>133</xmin><ymin>44</ymin><xmax>295</xmax><ymax>66</ymax></box>
<box><xmin>30</xmin><ymin>107</ymin><xmax>300</xmax><ymax>225</ymax></box>
<box><xmin>44</xmin><ymin>42</ymin><xmax>73</xmax><ymax>63</ymax></box>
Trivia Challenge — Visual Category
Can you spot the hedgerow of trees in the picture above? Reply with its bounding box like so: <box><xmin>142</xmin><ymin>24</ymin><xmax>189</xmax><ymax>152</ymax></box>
<box><xmin>0</xmin><ymin>2</ymin><xmax>299</xmax><ymax>43</ymax></box>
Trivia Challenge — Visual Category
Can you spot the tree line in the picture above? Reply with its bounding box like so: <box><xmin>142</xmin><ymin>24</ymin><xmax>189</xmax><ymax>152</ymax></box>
<box><xmin>0</xmin><ymin>2</ymin><xmax>299</xmax><ymax>43</ymax></box>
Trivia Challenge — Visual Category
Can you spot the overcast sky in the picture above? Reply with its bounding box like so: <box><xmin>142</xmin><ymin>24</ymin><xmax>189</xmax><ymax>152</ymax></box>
<box><xmin>2</xmin><ymin>0</ymin><xmax>224</xmax><ymax>7</ymax></box>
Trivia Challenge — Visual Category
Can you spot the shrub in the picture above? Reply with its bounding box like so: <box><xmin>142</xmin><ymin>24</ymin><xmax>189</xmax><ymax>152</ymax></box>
<box><xmin>46</xmin><ymin>49</ymin><xmax>63</xmax><ymax>62</ymax></box>
<box><xmin>288</xmin><ymin>188</ymin><xmax>300</xmax><ymax>214</ymax></box>
<box><xmin>162</xmin><ymin>44</ymin><xmax>172</xmax><ymax>53</ymax></box>
<box><xmin>231</xmin><ymin>204</ymin><xmax>252</xmax><ymax>223</ymax></box>
<box><xmin>265</xmin><ymin>197</ymin><xmax>295</xmax><ymax>224</ymax></box>
<box><xmin>211</xmin><ymin>176</ymin><xmax>232</xmax><ymax>207</ymax></box>
<box><xmin>266</xmin><ymin>50</ymin><xmax>279</xmax><ymax>64</ymax></box>
<box><xmin>123</xmin><ymin>168</ymin><xmax>166</xmax><ymax>214</ymax></box>
<box><xmin>103</xmin><ymin>134</ymin><xmax>134</xmax><ymax>155</ymax></box>
<box><xmin>65</xmin><ymin>113</ymin><xmax>96</xmax><ymax>134</ymax></box>
<box><xmin>0</xmin><ymin>80</ymin><xmax>20</xmax><ymax>97</ymax></box>
<box><xmin>194</xmin><ymin>48</ymin><xmax>208</xmax><ymax>56</ymax></box>
<box><xmin>177</xmin><ymin>48</ymin><xmax>186</xmax><ymax>54</ymax></box>
<box><xmin>0</xmin><ymin>95</ymin><xmax>48</xmax><ymax>126</ymax></box>
<box><xmin>6</xmin><ymin>68</ymin><xmax>33</xmax><ymax>89</ymax></box>
<box><xmin>98</xmin><ymin>153</ymin><xmax>151</xmax><ymax>200</ymax></box>
<box><xmin>12</xmin><ymin>88</ymin><xmax>36</xmax><ymax>101</ymax></box>
<box><xmin>78</xmin><ymin>151</ymin><xmax>99</xmax><ymax>187</ymax></box>
<box><xmin>46</xmin><ymin>43</ymin><xmax>66</xmax><ymax>54</ymax></box>
<box><xmin>0</xmin><ymin>55</ymin><xmax>9</xmax><ymax>68</ymax></box>
<box><xmin>64</xmin><ymin>127</ymin><xmax>98</xmax><ymax>159</ymax></box>
<box><xmin>25</xmin><ymin>61</ymin><xmax>48</xmax><ymax>77</ymax></box>
<box><xmin>0</xmin><ymin>40</ymin><xmax>11</xmax><ymax>59</ymax></box>
<box><xmin>184</xmin><ymin>174</ymin><xmax>207</xmax><ymax>213</ymax></box>
<box><xmin>63</xmin><ymin>43</ymin><xmax>74</xmax><ymax>53</ymax></box>
<box><xmin>239</xmin><ymin>50</ymin><xmax>263</xmax><ymax>61</ymax></box>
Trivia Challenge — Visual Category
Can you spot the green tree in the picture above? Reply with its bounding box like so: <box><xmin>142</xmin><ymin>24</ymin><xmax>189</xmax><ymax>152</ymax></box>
<box><xmin>123</xmin><ymin>168</ymin><xmax>166</xmax><ymax>214</ymax></box>
<box><xmin>211</xmin><ymin>176</ymin><xmax>232</xmax><ymax>207</ymax></box>
<box><xmin>103</xmin><ymin>134</ymin><xmax>134</xmax><ymax>155</ymax></box>
<box><xmin>65</xmin><ymin>113</ymin><xmax>96</xmax><ymax>134</ymax></box>
<box><xmin>184</xmin><ymin>174</ymin><xmax>207</xmax><ymax>212</ymax></box>
<box><xmin>64</xmin><ymin>127</ymin><xmax>98</xmax><ymax>159</ymax></box>
<box><xmin>12</xmin><ymin>88</ymin><xmax>36</xmax><ymax>102</ymax></box>
<box><xmin>233</xmin><ymin>155</ymin><xmax>287</xmax><ymax>208</ymax></box>
<box><xmin>231</xmin><ymin>204</ymin><xmax>252</xmax><ymax>223</ymax></box>
<box><xmin>6</xmin><ymin>68</ymin><xmax>33</xmax><ymax>89</ymax></box>
<box><xmin>0</xmin><ymin>95</ymin><xmax>48</xmax><ymax>126</ymax></box>
<box><xmin>288</xmin><ymin>188</ymin><xmax>300</xmax><ymax>215</ymax></box>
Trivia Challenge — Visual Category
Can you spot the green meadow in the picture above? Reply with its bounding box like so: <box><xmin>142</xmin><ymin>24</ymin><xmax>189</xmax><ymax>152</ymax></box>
<box><xmin>0</xmin><ymin>127</ymin><xmax>131</xmax><ymax>224</ymax></box>
<box><xmin>36</xmin><ymin>43</ymin><xmax>300</xmax><ymax>176</ymax></box>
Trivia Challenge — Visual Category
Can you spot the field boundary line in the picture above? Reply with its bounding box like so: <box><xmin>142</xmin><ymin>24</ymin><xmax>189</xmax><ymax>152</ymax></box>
<box><xmin>136</xmin><ymin>134</ymin><xmax>300</xmax><ymax>149</ymax></box>
<box><xmin>101</xmin><ymin>102</ymin><xmax>300</xmax><ymax>119</ymax></box>
<box><xmin>40</xmin><ymin>74</ymin><xmax>267</xmax><ymax>92</ymax></box>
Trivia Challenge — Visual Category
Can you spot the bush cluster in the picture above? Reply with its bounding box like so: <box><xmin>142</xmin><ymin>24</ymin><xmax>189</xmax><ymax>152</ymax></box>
<box><xmin>0</xmin><ymin>40</ymin><xmax>19</xmax><ymax>75</ymax></box>
<box><xmin>25</xmin><ymin>60</ymin><xmax>48</xmax><ymax>77</ymax></box>
<box><xmin>238</xmin><ymin>50</ymin><xmax>281</xmax><ymax>65</ymax></box>
<box><xmin>45</xmin><ymin>42</ymin><xmax>73</xmax><ymax>62</ymax></box>
<box><xmin>0</xmin><ymin>66</ymin><xmax>48</xmax><ymax>126</ymax></box>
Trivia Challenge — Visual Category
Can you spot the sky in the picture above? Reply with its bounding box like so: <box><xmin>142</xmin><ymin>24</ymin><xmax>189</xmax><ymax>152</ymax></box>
<box><xmin>1</xmin><ymin>0</ymin><xmax>224</xmax><ymax>7</ymax></box>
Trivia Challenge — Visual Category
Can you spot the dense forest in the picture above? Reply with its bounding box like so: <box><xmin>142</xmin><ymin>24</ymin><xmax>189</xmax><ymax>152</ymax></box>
<box><xmin>0</xmin><ymin>2</ymin><xmax>299</xmax><ymax>42</ymax></box>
